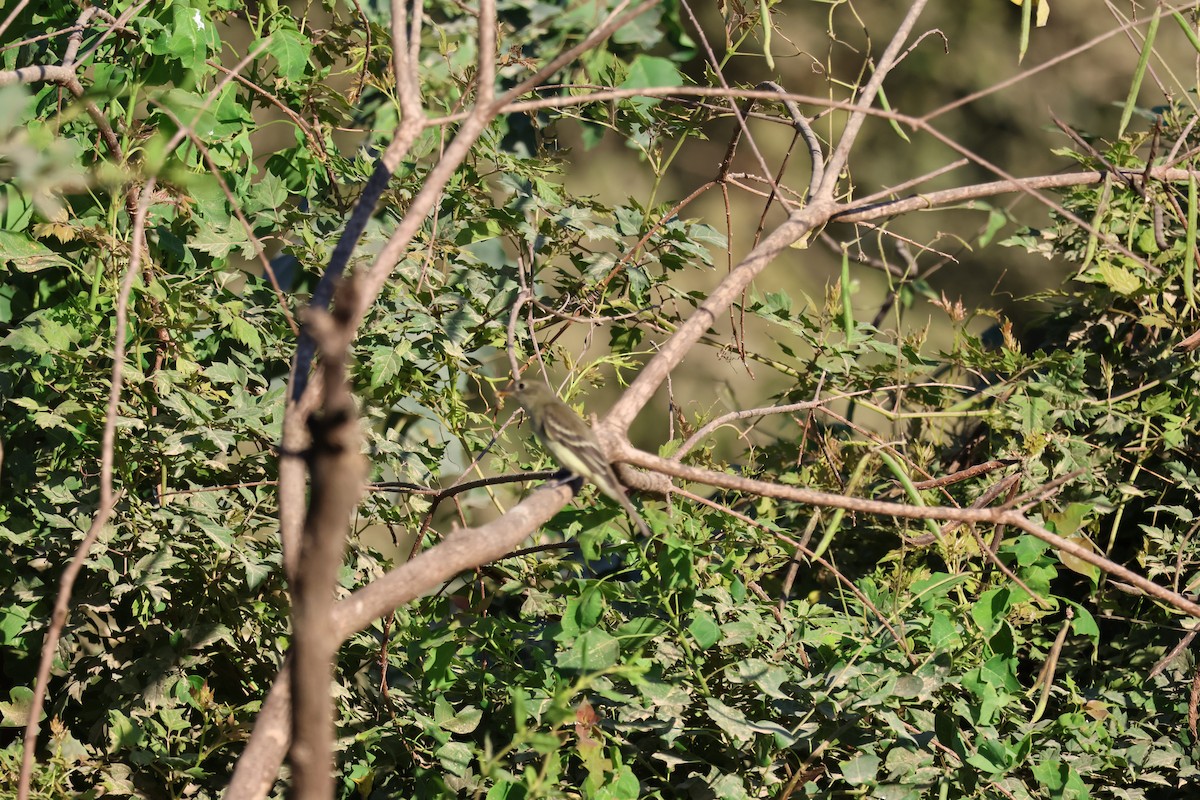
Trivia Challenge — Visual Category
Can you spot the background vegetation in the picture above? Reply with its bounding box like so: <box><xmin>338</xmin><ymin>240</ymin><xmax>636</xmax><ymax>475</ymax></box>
<box><xmin>2</xmin><ymin>0</ymin><xmax>1200</xmax><ymax>798</ymax></box>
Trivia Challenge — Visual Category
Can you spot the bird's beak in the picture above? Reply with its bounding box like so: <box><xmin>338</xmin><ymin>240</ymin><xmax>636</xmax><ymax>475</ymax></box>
<box><xmin>497</xmin><ymin>381</ymin><xmax>516</xmax><ymax>399</ymax></box>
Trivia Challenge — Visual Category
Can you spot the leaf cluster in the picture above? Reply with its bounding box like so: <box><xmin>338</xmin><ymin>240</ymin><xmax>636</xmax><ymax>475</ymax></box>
<box><xmin>2</xmin><ymin>2</ymin><xmax>1199</xmax><ymax>799</ymax></box>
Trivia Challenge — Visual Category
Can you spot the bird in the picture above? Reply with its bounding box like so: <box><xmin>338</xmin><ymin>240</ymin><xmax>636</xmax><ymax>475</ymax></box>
<box><xmin>501</xmin><ymin>378</ymin><xmax>651</xmax><ymax>537</ymax></box>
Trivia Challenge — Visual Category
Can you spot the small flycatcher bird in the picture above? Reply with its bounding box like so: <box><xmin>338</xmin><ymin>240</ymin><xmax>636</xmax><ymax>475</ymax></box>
<box><xmin>501</xmin><ymin>378</ymin><xmax>650</xmax><ymax>537</ymax></box>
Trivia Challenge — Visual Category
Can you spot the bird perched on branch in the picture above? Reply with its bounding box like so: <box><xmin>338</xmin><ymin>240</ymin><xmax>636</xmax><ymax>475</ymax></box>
<box><xmin>501</xmin><ymin>378</ymin><xmax>650</xmax><ymax>538</ymax></box>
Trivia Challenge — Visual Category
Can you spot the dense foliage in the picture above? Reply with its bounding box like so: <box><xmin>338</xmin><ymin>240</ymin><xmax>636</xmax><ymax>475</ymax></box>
<box><xmin>1</xmin><ymin>1</ymin><xmax>1199</xmax><ymax>798</ymax></box>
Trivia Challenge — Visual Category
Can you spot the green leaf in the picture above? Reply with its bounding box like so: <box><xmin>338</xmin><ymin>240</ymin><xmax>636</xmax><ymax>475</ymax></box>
<box><xmin>435</xmin><ymin>696</ymin><xmax>483</xmax><ymax>734</ymax></box>
<box><xmin>107</xmin><ymin>709</ymin><xmax>144</xmax><ymax>753</ymax></box>
<box><xmin>368</xmin><ymin>341</ymin><xmax>412</xmax><ymax>388</ymax></box>
<box><xmin>156</xmin><ymin>88</ymin><xmax>221</xmax><ymax>141</ymax></box>
<box><xmin>1010</xmin><ymin>534</ymin><xmax>1051</xmax><ymax>566</ymax></box>
<box><xmin>1</xmin><ymin>327</ymin><xmax>50</xmax><ymax>354</ymax></box>
<box><xmin>971</xmin><ymin>588</ymin><xmax>1012</xmax><ymax>636</ymax></box>
<box><xmin>1046</xmin><ymin>503</ymin><xmax>1090</xmax><ymax>536</ymax></box>
<box><xmin>1086</xmin><ymin>261</ymin><xmax>1142</xmax><ymax>295</ymax></box>
<box><xmin>929</xmin><ymin>612</ymin><xmax>962</xmax><ymax>651</ymax></box>
<box><xmin>1068</xmin><ymin>604</ymin><xmax>1100</xmax><ymax>645</ymax></box>
<box><xmin>265</xmin><ymin>27</ymin><xmax>312</xmax><ymax>82</ymax></box>
<box><xmin>840</xmin><ymin>753</ymin><xmax>881</xmax><ymax>786</ymax></box>
<box><xmin>251</xmin><ymin>171</ymin><xmax>290</xmax><ymax>212</ymax></box>
<box><xmin>0</xmin><ymin>604</ymin><xmax>32</xmax><ymax>647</ymax></box>
<box><xmin>558</xmin><ymin>628</ymin><xmax>619</xmax><ymax>670</ymax></box>
<box><xmin>731</xmin><ymin>658</ymin><xmax>789</xmax><ymax>698</ymax></box>
<box><xmin>705</xmin><ymin>697</ymin><xmax>754</xmax><ymax>744</ymax></box>
<box><xmin>619</xmin><ymin>55</ymin><xmax>683</xmax><ymax>109</ymax></box>
<box><xmin>978</xmin><ymin>207</ymin><xmax>1008</xmax><ymax>247</ymax></box>
<box><xmin>0</xmin><ymin>687</ymin><xmax>35</xmax><ymax>727</ymax></box>
<box><xmin>190</xmin><ymin>214</ymin><xmax>250</xmax><ymax>259</ymax></box>
<box><xmin>436</xmin><ymin>741</ymin><xmax>474</xmax><ymax>776</ymax></box>
<box><xmin>688</xmin><ymin>611</ymin><xmax>721</xmax><ymax>649</ymax></box>
<box><xmin>594</xmin><ymin>765</ymin><xmax>640</xmax><ymax>800</ymax></box>
<box><xmin>164</xmin><ymin>4</ymin><xmax>209</xmax><ymax>62</ymax></box>
<box><xmin>0</xmin><ymin>231</ymin><xmax>72</xmax><ymax>272</ymax></box>
<box><xmin>227</xmin><ymin>316</ymin><xmax>262</xmax><ymax>350</ymax></box>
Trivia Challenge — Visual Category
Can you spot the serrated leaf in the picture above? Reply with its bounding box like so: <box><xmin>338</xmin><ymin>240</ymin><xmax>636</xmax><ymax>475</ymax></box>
<box><xmin>265</xmin><ymin>27</ymin><xmax>312</xmax><ymax>82</ymax></box>
<box><xmin>32</xmin><ymin>221</ymin><xmax>77</xmax><ymax>243</ymax></box>
<box><xmin>1</xmin><ymin>327</ymin><xmax>50</xmax><ymax>353</ymax></box>
<box><xmin>253</xmin><ymin>172</ymin><xmax>290</xmax><ymax>212</ymax></box>
<box><xmin>227</xmin><ymin>316</ymin><xmax>262</xmax><ymax>350</ymax></box>
<box><xmin>32</xmin><ymin>411</ymin><xmax>81</xmax><ymax>435</ymax></box>
<box><xmin>1087</xmin><ymin>262</ymin><xmax>1142</xmax><ymax>295</ymax></box>
<box><xmin>0</xmin><ymin>687</ymin><xmax>35</xmax><ymax>728</ymax></box>
<box><xmin>36</xmin><ymin>317</ymin><xmax>80</xmax><ymax>351</ymax></box>
<box><xmin>190</xmin><ymin>215</ymin><xmax>249</xmax><ymax>259</ymax></box>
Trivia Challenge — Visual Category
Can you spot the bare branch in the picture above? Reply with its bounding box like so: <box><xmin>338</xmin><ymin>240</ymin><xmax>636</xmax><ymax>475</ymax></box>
<box><xmin>16</xmin><ymin>185</ymin><xmax>152</xmax><ymax>800</ymax></box>
<box><xmin>0</xmin><ymin>0</ymin><xmax>31</xmax><ymax>39</ymax></box>
<box><xmin>606</xmin><ymin>200</ymin><xmax>836</xmax><ymax>431</ymax></box>
<box><xmin>226</xmin><ymin>483</ymin><xmax>574</xmax><ymax>799</ymax></box>
<box><xmin>819</xmin><ymin>0</ymin><xmax>931</xmax><ymax>196</ymax></box>
<box><xmin>672</xmin><ymin>383</ymin><xmax>974</xmax><ymax>459</ymax></box>
<box><xmin>352</xmin><ymin>0</ymin><xmax>657</xmax><ymax>328</ymax></box>
<box><xmin>288</xmin><ymin>282</ymin><xmax>365</xmax><ymax>800</ymax></box>
<box><xmin>616</xmin><ymin>446</ymin><xmax>1200</xmax><ymax>618</ymax></box>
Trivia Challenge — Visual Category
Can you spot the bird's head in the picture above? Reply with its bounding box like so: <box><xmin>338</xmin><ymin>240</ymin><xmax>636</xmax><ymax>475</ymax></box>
<box><xmin>499</xmin><ymin>377</ymin><xmax>556</xmax><ymax>410</ymax></box>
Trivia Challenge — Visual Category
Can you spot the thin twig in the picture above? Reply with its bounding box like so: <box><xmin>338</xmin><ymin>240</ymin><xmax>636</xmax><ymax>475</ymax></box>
<box><xmin>819</xmin><ymin>0</ymin><xmax>931</xmax><ymax>195</ymax></box>
<box><xmin>18</xmin><ymin>37</ymin><xmax>260</xmax><ymax>794</ymax></box>
<box><xmin>616</xmin><ymin>446</ymin><xmax>1200</xmax><ymax>619</ymax></box>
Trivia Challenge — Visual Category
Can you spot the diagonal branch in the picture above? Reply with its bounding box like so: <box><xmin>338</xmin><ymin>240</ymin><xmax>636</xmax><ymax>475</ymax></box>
<box><xmin>818</xmin><ymin>0</ymin><xmax>930</xmax><ymax>197</ymax></box>
<box><xmin>606</xmin><ymin>200</ymin><xmax>836</xmax><ymax>432</ymax></box>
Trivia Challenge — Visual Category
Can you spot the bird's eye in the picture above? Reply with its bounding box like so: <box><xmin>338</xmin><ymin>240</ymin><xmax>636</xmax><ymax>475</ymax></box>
<box><xmin>517</xmin><ymin>380</ymin><xmax>527</xmax><ymax>391</ymax></box>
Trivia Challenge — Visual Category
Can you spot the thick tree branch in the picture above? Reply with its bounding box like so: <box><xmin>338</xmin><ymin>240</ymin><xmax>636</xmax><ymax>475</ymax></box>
<box><xmin>224</xmin><ymin>483</ymin><xmax>571</xmax><ymax>800</ymax></box>
<box><xmin>288</xmin><ymin>284</ymin><xmax>365</xmax><ymax>800</ymax></box>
